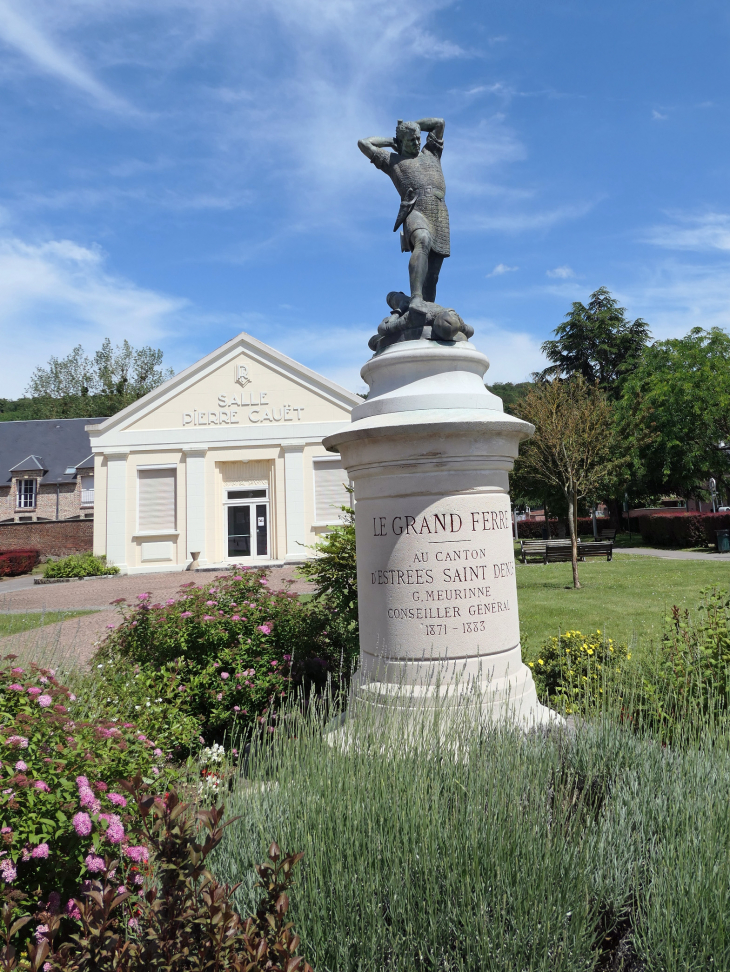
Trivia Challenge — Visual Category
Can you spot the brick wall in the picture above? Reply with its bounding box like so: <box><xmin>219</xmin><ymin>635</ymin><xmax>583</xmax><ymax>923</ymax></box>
<box><xmin>0</xmin><ymin>478</ymin><xmax>90</xmax><ymax>522</ymax></box>
<box><xmin>0</xmin><ymin>520</ymin><xmax>93</xmax><ymax>558</ymax></box>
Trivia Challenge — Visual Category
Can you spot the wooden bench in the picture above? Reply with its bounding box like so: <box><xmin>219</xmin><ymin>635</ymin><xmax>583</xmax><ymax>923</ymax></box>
<box><xmin>520</xmin><ymin>539</ymin><xmax>614</xmax><ymax>563</ymax></box>
<box><xmin>578</xmin><ymin>541</ymin><xmax>613</xmax><ymax>561</ymax></box>
<box><xmin>545</xmin><ymin>540</ymin><xmax>574</xmax><ymax>563</ymax></box>
<box><xmin>520</xmin><ymin>539</ymin><xmax>547</xmax><ymax>563</ymax></box>
<box><xmin>598</xmin><ymin>528</ymin><xmax>617</xmax><ymax>542</ymax></box>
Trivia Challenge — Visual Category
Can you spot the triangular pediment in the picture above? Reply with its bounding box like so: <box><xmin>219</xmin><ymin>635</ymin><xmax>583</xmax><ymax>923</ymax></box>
<box><xmin>87</xmin><ymin>332</ymin><xmax>361</xmax><ymax>436</ymax></box>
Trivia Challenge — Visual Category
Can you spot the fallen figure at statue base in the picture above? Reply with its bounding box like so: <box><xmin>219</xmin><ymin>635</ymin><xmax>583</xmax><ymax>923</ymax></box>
<box><xmin>369</xmin><ymin>290</ymin><xmax>475</xmax><ymax>353</ymax></box>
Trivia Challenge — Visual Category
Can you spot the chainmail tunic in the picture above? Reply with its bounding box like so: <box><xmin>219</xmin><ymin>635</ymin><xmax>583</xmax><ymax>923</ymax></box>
<box><xmin>370</xmin><ymin>133</ymin><xmax>450</xmax><ymax>257</ymax></box>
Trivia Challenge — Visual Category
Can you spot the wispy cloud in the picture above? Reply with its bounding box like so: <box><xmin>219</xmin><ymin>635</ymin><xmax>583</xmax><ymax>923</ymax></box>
<box><xmin>644</xmin><ymin>212</ymin><xmax>730</xmax><ymax>252</ymax></box>
<box><xmin>0</xmin><ymin>0</ymin><xmax>133</xmax><ymax>113</ymax></box>
<box><xmin>0</xmin><ymin>235</ymin><xmax>185</xmax><ymax>396</ymax></box>
<box><xmin>546</xmin><ymin>265</ymin><xmax>575</xmax><ymax>278</ymax></box>
<box><xmin>487</xmin><ymin>263</ymin><xmax>518</xmax><ymax>277</ymax></box>
<box><xmin>652</xmin><ymin>109</ymin><xmax>668</xmax><ymax>121</ymax></box>
<box><xmin>465</xmin><ymin>202</ymin><xmax>594</xmax><ymax>234</ymax></box>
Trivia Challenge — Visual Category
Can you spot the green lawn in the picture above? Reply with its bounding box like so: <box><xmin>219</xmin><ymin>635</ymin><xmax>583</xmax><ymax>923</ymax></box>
<box><xmin>517</xmin><ymin>554</ymin><xmax>730</xmax><ymax>654</ymax></box>
<box><xmin>0</xmin><ymin>610</ymin><xmax>95</xmax><ymax>639</ymax></box>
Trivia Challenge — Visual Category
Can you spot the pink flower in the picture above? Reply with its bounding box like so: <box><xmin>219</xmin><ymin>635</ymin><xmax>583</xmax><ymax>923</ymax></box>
<box><xmin>166</xmin><ymin>599</ymin><xmax>175</xmax><ymax>605</ymax></box>
<box><xmin>84</xmin><ymin>854</ymin><xmax>106</xmax><ymax>873</ymax></box>
<box><xmin>69</xmin><ymin>693</ymin><xmax>76</xmax><ymax>701</ymax></box>
<box><xmin>234</xmin><ymin>706</ymin><xmax>240</xmax><ymax>712</ymax></box>
<box><xmin>76</xmin><ymin>776</ymin><xmax>90</xmax><ymax>788</ymax></box>
<box><xmin>131</xmin><ymin>621</ymin><xmax>138</xmax><ymax>627</ymax></box>
<box><xmin>27</xmin><ymin>687</ymin><xmax>42</xmax><ymax>696</ymax></box>
<box><xmin>65</xmin><ymin>900</ymin><xmax>81</xmax><ymax>920</ymax></box>
<box><xmin>73</xmin><ymin>813</ymin><xmax>92</xmax><ymax>837</ymax></box>
<box><xmin>31</xmin><ymin>843</ymin><xmax>49</xmax><ymax>859</ymax></box>
<box><xmin>233</xmin><ymin>575</ymin><xmax>243</xmax><ymax>580</ymax></box>
<box><xmin>283</xmin><ymin>654</ymin><xmax>292</xmax><ymax>661</ymax></box>
<box><xmin>34</xmin><ymin>781</ymin><xmax>50</xmax><ymax>792</ymax></box>
<box><xmin>230</xmin><ymin>603</ymin><xmax>237</xmax><ymax>608</ymax></box>
<box><xmin>220</xmin><ymin>672</ymin><xmax>229</xmax><ymax>680</ymax></box>
<box><xmin>10</xmin><ymin>668</ymin><xmax>24</xmax><ymax>674</ymax></box>
<box><xmin>108</xmin><ymin>792</ymin><xmax>127</xmax><ymax>807</ymax></box>
<box><xmin>34</xmin><ymin>924</ymin><xmax>49</xmax><ymax>943</ymax></box>
<box><xmin>203</xmin><ymin>615</ymin><xmax>215</xmax><ymax>621</ymax></box>
<box><xmin>37</xmin><ymin>695</ymin><xmax>53</xmax><ymax>707</ymax></box>
<box><xmin>137</xmin><ymin>734</ymin><xmax>147</xmax><ymax>742</ymax></box>
<box><xmin>0</xmin><ymin>827</ymin><xmax>11</xmax><ymax>834</ymax></box>
<box><xmin>153</xmin><ymin>748</ymin><xmax>164</xmax><ymax>758</ymax></box>
<box><xmin>124</xmin><ymin>846</ymin><xmax>148</xmax><ymax>863</ymax></box>
<box><xmin>137</xmin><ymin>593</ymin><xmax>150</xmax><ymax>601</ymax></box>
<box><xmin>117</xmin><ymin>885</ymin><xmax>128</xmax><ymax>894</ymax></box>
<box><xmin>95</xmin><ymin>781</ymin><xmax>108</xmax><ymax>791</ymax></box>
<box><xmin>105</xmin><ymin>819</ymin><xmax>125</xmax><ymax>844</ymax></box>
<box><xmin>231</xmin><ymin>615</ymin><xmax>241</xmax><ymax>621</ymax></box>
<box><xmin>259</xmin><ymin>579</ymin><xmax>268</xmax><ymax>585</ymax></box>
<box><xmin>206</xmin><ymin>600</ymin><xmax>217</xmax><ymax>606</ymax></box>
<box><xmin>216</xmin><ymin>693</ymin><xmax>223</xmax><ymax>701</ymax></box>
<box><xmin>213</xmin><ymin>662</ymin><xmax>219</xmax><ymax>667</ymax></box>
<box><xmin>14</xmin><ymin>761</ymin><xmax>27</xmax><ymax>772</ymax></box>
<box><xmin>106</xmin><ymin>624</ymin><xmax>115</xmax><ymax>630</ymax></box>
<box><xmin>257</xmin><ymin>624</ymin><xmax>272</xmax><ymax>635</ymax></box>
<box><xmin>39</xmin><ymin>677</ymin><xmax>49</xmax><ymax>684</ymax></box>
<box><xmin>7</xmin><ymin>685</ymin><xmax>23</xmax><ymax>692</ymax></box>
<box><xmin>0</xmin><ymin>860</ymin><xmax>16</xmax><ymax>883</ymax></box>
<box><xmin>7</xmin><ymin>736</ymin><xmax>28</xmax><ymax>748</ymax></box>
<box><xmin>270</xmin><ymin>661</ymin><xmax>278</xmax><ymax>667</ymax></box>
<box><xmin>79</xmin><ymin>788</ymin><xmax>100</xmax><ymax>814</ymax></box>
<box><xmin>180</xmin><ymin>612</ymin><xmax>192</xmax><ymax>618</ymax></box>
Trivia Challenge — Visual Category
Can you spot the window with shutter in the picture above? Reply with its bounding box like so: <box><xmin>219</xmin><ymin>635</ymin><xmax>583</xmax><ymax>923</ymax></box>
<box><xmin>313</xmin><ymin>460</ymin><xmax>351</xmax><ymax>524</ymax></box>
<box><xmin>80</xmin><ymin>475</ymin><xmax>94</xmax><ymax>506</ymax></box>
<box><xmin>138</xmin><ymin>469</ymin><xmax>176</xmax><ymax>532</ymax></box>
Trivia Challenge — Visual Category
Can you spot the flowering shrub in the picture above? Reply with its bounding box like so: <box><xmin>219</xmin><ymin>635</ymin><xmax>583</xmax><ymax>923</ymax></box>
<box><xmin>527</xmin><ymin>630</ymin><xmax>630</xmax><ymax>711</ymax></box>
<box><xmin>14</xmin><ymin>777</ymin><xmax>311</xmax><ymax>972</ymax></box>
<box><xmin>0</xmin><ymin>656</ymin><xmax>177</xmax><ymax>906</ymax></box>
<box><xmin>97</xmin><ymin>568</ymin><xmax>356</xmax><ymax>742</ymax></box>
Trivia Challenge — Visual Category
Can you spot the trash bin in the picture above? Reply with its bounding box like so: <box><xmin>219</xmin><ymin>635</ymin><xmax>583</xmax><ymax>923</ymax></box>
<box><xmin>717</xmin><ymin>529</ymin><xmax>730</xmax><ymax>553</ymax></box>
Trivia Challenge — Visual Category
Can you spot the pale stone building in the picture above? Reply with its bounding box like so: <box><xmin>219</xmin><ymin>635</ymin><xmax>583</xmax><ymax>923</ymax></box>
<box><xmin>89</xmin><ymin>332</ymin><xmax>359</xmax><ymax>574</ymax></box>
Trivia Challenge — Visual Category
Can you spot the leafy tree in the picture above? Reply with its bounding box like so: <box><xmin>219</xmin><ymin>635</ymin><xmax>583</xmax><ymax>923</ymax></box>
<box><xmin>0</xmin><ymin>340</ymin><xmax>175</xmax><ymax>422</ymax></box>
<box><xmin>537</xmin><ymin>287</ymin><xmax>650</xmax><ymax>394</ymax></box>
<box><xmin>619</xmin><ymin>327</ymin><xmax>730</xmax><ymax>500</ymax></box>
<box><xmin>513</xmin><ymin>378</ymin><xmax>631</xmax><ymax>588</ymax></box>
<box><xmin>26</xmin><ymin>338</ymin><xmax>174</xmax><ymax>399</ymax></box>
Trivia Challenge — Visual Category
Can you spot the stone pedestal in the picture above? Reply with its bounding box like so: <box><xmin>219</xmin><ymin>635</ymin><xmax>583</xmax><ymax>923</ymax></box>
<box><xmin>323</xmin><ymin>338</ymin><xmax>556</xmax><ymax>727</ymax></box>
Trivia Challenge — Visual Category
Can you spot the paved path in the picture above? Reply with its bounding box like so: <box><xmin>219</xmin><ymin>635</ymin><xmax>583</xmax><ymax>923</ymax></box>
<box><xmin>0</xmin><ymin>566</ymin><xmax>315</xmax><ymax>668</ymax></box>
<box><xmin>615</xmin><ymin>547</ymin><xmax>730</xmax><ymax>562</ymax></box>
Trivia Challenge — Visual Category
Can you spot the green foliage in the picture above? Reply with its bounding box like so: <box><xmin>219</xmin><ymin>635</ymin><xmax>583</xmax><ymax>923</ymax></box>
<box><xmin>526</xmin><ymin>629</ymin><xmax>630</xmax><ymax>711</ymax></box>
<box><xmin>0</xmin><ymin>656</ymin><xmax>178</xmax><ymax>907</ymax></box>
<box><xmin>618</xmin><ymin>326</ymin><xmax>730</xmax><ymax>498</ymax></box>
<box><xmin>538</xmin><ymin>286</ymin><xmax>650</xmax><ymax>393</ymax></box>
<box><xmin>44</xmin><ymin>555</ymin><xmax>119</xmax><ymax>579</ymax></box>
<box><xmin>298</xmin><ymin>505</ymin><xmax>358</xmax><ymax>656</ymax></box>
<box><xmin>97</xmin><ymin>569</ymin><xmax>357</xmax><ymax>742</ymax></box>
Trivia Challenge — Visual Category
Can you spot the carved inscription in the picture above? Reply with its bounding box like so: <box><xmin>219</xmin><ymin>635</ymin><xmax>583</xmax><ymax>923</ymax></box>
<box><xmin>359</xmin><ymin>494</ymin><xmax>520</xmax><ymax>656</ymax></box>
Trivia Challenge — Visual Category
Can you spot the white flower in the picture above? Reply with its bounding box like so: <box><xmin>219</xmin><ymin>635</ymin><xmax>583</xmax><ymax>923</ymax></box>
<box><xmin>135</xmin><ymin>705</ymin><xmax>141</xmax><ymax>711</ymax></box>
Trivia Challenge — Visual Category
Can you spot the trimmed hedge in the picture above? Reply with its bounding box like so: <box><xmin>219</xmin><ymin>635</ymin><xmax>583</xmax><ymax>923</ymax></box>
<box><xmin>515</xmin><ymin>518</ymin><xmax>616</xmax><ymax>540</ymax></box>
<box><xmin>0</xmin><ymin>548</ymin><xmax>39</xmax><ymax>576</ymax></box>
<box><xmin>633</xmin><ymin>511</ymin><xmax>730</xmax><ymax>547</ymax></box>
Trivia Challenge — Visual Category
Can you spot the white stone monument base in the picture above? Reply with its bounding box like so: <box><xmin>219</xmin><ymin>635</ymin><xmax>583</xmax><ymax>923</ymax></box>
<box><xmin>323</xmin><ymin>336</ymin><xmax>558</xmax><ymax>731</ymax></box>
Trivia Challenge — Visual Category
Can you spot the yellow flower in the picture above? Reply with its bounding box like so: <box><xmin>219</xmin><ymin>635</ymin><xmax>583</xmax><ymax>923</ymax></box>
<box><xmin>538</xmin><ymin>659</ymin><xmax>544</xmax><ymax>665</ymax></box>
<box><xmin>528</xmin><ymin>662</ymin><xmax>534</xmax><ymax>668</ymax></box>
<box><xmin>587</xmin><ymin>649</ymin><xmax>594</xmax><ymax>655</ymax></box>
<box><xmin>627</xmin><ymin>653</ymin><xmax>632</xmax><ymax>660</ymax></box>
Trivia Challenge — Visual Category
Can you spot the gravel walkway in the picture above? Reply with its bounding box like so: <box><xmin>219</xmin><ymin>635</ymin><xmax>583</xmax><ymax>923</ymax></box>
<box><xmin>0</xmin><ymin>565</ymin><xmax>315</xmax><ymax>668</ymax></box>
<box><xmin>616</xmin><ymin>548</ymin><xmax>730</xmax><ymax>562</ymax></box>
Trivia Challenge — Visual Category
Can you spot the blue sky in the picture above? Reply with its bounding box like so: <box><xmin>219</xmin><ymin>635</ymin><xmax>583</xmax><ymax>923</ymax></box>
<box><xmin>1</xmin><ymin>0</ymin><xmax>729</xmax><ymax>396</ymax></box>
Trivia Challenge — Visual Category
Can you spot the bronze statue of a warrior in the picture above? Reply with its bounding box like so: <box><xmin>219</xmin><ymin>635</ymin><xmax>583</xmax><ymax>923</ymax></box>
<box><xmin>359</xmin><ymin>117</ymin><xmax>472</xmax><ymax>351</ymax></box>
<box><xmin>358</xmin><ymin>117</ymin><xmax>449</xmax><ymax>317</ymax></box>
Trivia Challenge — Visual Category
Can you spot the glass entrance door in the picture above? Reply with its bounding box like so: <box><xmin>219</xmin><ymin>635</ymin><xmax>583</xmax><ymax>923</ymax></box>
<box><xmin>226</xmin><ymin>489</ymin><xmax>269</xmax><ymax>560</ymax></box>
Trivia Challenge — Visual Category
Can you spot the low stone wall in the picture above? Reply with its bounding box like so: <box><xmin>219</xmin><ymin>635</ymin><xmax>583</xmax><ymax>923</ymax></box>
<box><xmin>0</xmin><ymin>520</ymin><xmax>93</xmax><ymax>559</ymax></box>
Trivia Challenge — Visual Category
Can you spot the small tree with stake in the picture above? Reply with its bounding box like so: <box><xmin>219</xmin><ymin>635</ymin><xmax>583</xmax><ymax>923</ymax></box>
<box><xmin>512</xmin><ymin>378</ymin><xmax>629</xmax><ymax>589</ymax></box>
